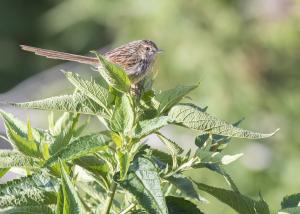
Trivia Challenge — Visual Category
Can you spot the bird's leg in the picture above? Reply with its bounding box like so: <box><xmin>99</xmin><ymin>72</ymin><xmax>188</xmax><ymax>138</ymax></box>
<box><xmin>130</xmin><ymin>83</ymin><xmax>143</xmax><ymax>99</ymax></box>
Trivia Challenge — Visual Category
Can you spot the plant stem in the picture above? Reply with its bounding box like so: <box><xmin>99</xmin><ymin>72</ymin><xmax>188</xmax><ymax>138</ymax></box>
<box><xmin>119</xmin><ymin>203</ymin><xmax>136</xmax><ymax>214</ymax></box>
<box><xmin>101</xmin><ymin>181</ymin><xmax>117</xmax><ymax>214</ymax></box>
<box><xmin>165</xmin><ymin>183</ymin><xmax>173</xmax><ymax>196</ymax></box>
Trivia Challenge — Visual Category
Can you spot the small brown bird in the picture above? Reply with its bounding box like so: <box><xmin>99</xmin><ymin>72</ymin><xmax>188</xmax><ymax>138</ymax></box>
<box><xmin>20</xmin><ymin>40</ymin><xmax>162</xmax><ymax>84</ymax></box>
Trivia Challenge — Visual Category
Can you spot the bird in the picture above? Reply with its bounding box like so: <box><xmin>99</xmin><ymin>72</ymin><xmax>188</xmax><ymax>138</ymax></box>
<box><xmin>20</xmin><ymin>40</ymin><xmax>162</xmax><ymax>84</ymax></box>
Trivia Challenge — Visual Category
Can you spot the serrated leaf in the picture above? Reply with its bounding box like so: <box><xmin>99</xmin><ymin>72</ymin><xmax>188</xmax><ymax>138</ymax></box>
<box><xmin>166</xmin><ymin>174</ymin><xmax>200</xmax><ymax>201</ymax></box>
<box><xmin>96</xmin><ymin>149</ymin><xmax>116</xmax><ymax>172</ymax></box>
<box><xmin>211</xmin><ymin>118</ymin><xmax>245</xmax><ymax>144</ymax></box>
<box><xmin>5</xmin><ymin>128</ymin><xmax>40</xmax><ymax>158</ymax></box>
<box><xmin>151</xmin><ymin>149</ymin><xmax>173</xmax><ymax>167</ymax></box>
<box><xmin>116</xmin><ymin>156</ymin><xmax>168</xmax><ymax>214</ymax></box>
<box><xmin>11</xmin><ymin>93</ymin><xmax>106</xmax><ymax>116</ymax></box>
<box><xmin>0</xmin><ymin>205</ymin><xmax>55</xmax><ymax>214</ymax></box>
<box><xmin>74</xmin><ymin>156</ymin><xmax>109</xmax><ymax>178</ymax></box>
<box><xmin>0</xmin><ymin>110</ymin><xmax>42</xmax><ymax>141</ymax></box>
<box><xmin>205</xmin><ymin>118</ymin><xmax>246</xmax><ymax>151</ymax></box>
<box><xmin>50</xmin><ymin>113</ymin><xmax>71</xmax><ymax>136</ymax></box>
<box><xmin>154</xmin><ymin>85</ymin><xmax>198</xmax><ymax>114</ymax></box>
<box><xmin>133</xmin><ymin>116</ymin><xmax>169</xmax><ymax>139</ymax></box>
<box><xmin>194</xmin><ymin>182</ymin><xmax>270</xmax><ymax>214</ymax></box>
<box><xmin>203</xmin><ymin>164</ymin><xmax>240</xmax><ymax>192</ymax></box>
<box><xmin>49</xmin><ymin>113</ymin><xmax>79</xmax><ymax>155</ymax></box>
<box><xmin>281</xmin><ymin>193</ymin><xmax>300</xmax><ymax>209</ymax></box>
<box><xmin>59</xmin><ymin>160</ymin><xmax>85</xmax><ymax>214</ymax></box>
<box><xmin>166</xmin><ymin>196</ymin><xmax>203</xmax><ymax>214</ymax></box>
<box><xmin>156</xmin><ymin>132</ymin><xmax>183</xmax><ymax>156</ymax></box>
<box><xmin>64</xmin><ymin>72</ymin><xmax>112</xmax><ymax>113</ymax></box>
<box><xmin>0</xmin><ymin>172</ymin><xmax>57</xmax><ymax>208</ymax></box>
<box><xmin>75</xmin><ymin>181</ymin><xmax>105</xmax><ymax>209</ymax></box>
<box><xmin>0</xmin><ymin>110</ymin><xmax>41</xmax><ymax>158</ymax></box>
<box><xmin>169</xmin><ymin>104</ymin><xmax>279</xmax><ymax>139</ymax></box>
<box><xmin>195</xmin><ymin>119</ymin><xmax>245</xmax><ymax>152</ymax></box>
<box><xmin>73</xmin><ymin>116</ymin><xmax>90</xmax><ymax>137</ymax></box>
<box><xmin>93</xmin><ymin>52</ymin><xmax>131</xmax><ymax>93</ymax></box>
<box><xmin>46</xmin><ymin>133</ymin><xmax>110</xmax><ymax>166</ymax></box>
<box><xmin>0</xmin><ymin>150</ymin><xmax>38</xmax><ymax>168</ymax></box>
<box><xmin>111</xmin><ymin>95</ymin><xmax>134</xmax><ymax>134</ymax></box>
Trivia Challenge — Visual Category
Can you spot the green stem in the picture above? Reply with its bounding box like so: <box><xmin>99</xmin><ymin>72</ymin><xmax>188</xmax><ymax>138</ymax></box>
<box><xmin>101</xmin><ymin>181</ymin><xmax>117</xmax><ymax>214</ymax></box>
<box><xmin>119</xmin><ymin>203</ymin><xmax>136</xmax><ymax>214</ymax></box>
<box><xmin>165</xmin><ymin>183</ymin><xmax>173</xmax><ymax>196</ymax></box>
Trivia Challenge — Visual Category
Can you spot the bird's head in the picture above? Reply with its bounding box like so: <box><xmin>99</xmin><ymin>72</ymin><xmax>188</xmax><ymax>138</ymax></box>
<box><xmin>138</xmin><ymin>40</ymin><xmax>163</xmax><ymax>60</ymax></box>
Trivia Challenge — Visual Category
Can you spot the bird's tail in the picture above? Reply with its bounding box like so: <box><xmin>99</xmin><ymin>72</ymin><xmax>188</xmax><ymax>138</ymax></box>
<box><xmin>20</xmin><ymin>45</ymin><xmax>99</xmax><ymax>65</ymax></box>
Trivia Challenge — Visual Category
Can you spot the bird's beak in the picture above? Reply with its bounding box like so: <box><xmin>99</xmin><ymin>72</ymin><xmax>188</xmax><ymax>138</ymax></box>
<box><xmin>156</xmin><ymin>48</ymin><xmax>163</xmax><ymax>53</ymax></box>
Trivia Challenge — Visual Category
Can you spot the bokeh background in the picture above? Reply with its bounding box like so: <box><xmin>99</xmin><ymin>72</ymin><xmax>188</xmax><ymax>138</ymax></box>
<box><xmin>0</xmin><ymin>0</ymin><xmax>299</xmax><ymax>213</ymax></box>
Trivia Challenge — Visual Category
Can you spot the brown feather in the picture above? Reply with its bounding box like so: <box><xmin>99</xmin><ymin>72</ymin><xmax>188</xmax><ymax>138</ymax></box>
<box><xmin>20</xmin><ymin>45</ymin><xmax>99</xmax><ymax>65</ymax></box>
<box><xmin>20</xmin><ymin>40</ymin><xmax>160</xmax><ymax>84</ymax></box>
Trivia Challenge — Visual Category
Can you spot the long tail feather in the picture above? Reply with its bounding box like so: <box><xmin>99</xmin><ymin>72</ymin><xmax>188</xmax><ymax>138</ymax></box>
<box><xmin>20</xmin><ymin>45</ymin><xmax>99</xmax><ymax>65</ymax></box>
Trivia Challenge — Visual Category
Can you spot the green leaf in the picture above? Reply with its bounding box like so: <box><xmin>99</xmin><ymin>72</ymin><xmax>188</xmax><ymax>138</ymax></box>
<box><xmin>11</xmin><ymin>93</ymin><xmax>106</xmax><ymax>116</ymax></box>
<box><xmin>0</xmin><ymin>150</ymin><xmax>38</xmax><ymax>168</ymax></box>
<box><xmin>93</xmin><ymin>52</ymin><xmax>131</xmax><ymax>93</ymax></box>
<box><xmin>279</xmin><ymin>207</ymin><xmax>300</xmax><ymax>214</ymax></box>
<box><xmin>46</xmin><ymin>132</ymin><xmax>110</xmax><ymax>166</ymax></box>
<box><xmin>134</xmin><ymin>116</ymin><xmax>169</xmax><ymax>139</ymax></box>
<box><xmin>49</xmin><ymin>113</ymin><xmax>79</xmax><ymax>155</ymax></box>
<box><xmin>0</xmin><ymin>110</ymin><xmax>42</xmax><ymax>141</ymax></box>
<box><xmin>75</xmin><ymin>181</ymin><xmax>105</xmax><ymax>209</ymax></box>
<box><xmin>281</xmin><ymin>193</ymin><xmax>300</xmax><ymax>209</ymax></box>
<box><xmin>5</xmin><ymin>128</ymin><xmax>40</xmax><ymax>158</ymax></box>
<box><xmin>117</xmin><ymin>156</ymin><xmax>168</xmax><ymax>214</ymax></box>
<box><xmin>279</xmin><ymin>192</ymin><xmax>300</xmax><ymax>213</ymax></box>
<box><xmin>154</xmin><ymin>84</ymin><xmax>198</xmax><ymax>114</ymax></box>
<box><xmin>195</xmin><ymin>118</ymin><xmax>246</xmax><ymax>151</ymax></box>
<box><xmin>73</xmin><ymin>116</ymin><xmax>90</xmax><ymax>137</ymax></box>
<box><xmin>0</xmin><ymin>172</ymin><xmax>57</xmax><ymax>208</ymax></box>
<box><xmin>166</xmin><ymin>196</ymin><xmax>203</xmax><ymax>214</ymax></box>
<box><xmin>195</xmin><ymin>134</ymin><xmax>209</xmax><ymax>148</ymax></box>
<box><xmin>209</xmin><ymin>118</ymin><xmax>245</xmax><ymax>145</ymax></box>
<box><xmin>151</xmin><ymin>149</ymin><xmax>173</xmax><ymax>167</ymax></box>
<box><xmin>0</xmin><ymin>168</ymin><xmax>9</xmax><ymax>178</ymax></box>
<box><xmin>0</xmin><ymin>205</ymin><xmax>55</xmax><ymax>214</ymax></box>
<box><xmin>195</xmin><ymin>150</ymin><xmax>243</xmax><ymax>165</ymax></box>
<box><xmin>59</xmin><ymin>160</ymin><xmax>85</xmax><ymax>214</ymax></box>
<box><xmin>111</xmin><ymin>94</ymin><xmax>134</xmax><ymax>134</ymax></box>
<box><xmin>117</xmin><ymin>150</ymin><xmax>130</xmax><ymax>180</ymax></box>
<box><xmin>169</xmin><ymin>104</ymin><xmax>279</xmax><ymax>139</ymax></box>
<box><xmin>194</xmin><ymin>182</ymin><xmax>270</xmax><ymax>214</ymax></box>
<box><xmin>111</xmin><ymin>132</ymin><xmax>123</xmax><ymax>148</ymax></box>
<box><xmin>64</xmin><ymin>71</ymin><xmax>112</xmax><ymax>113</ymax></box>
<box><xmin>203</xmin><ymin>164</ymin><xmax>240</xmax><ymax>192</ymax></box>
<box><xmin>27</xmin><ymin>119</ymin><xmax>34</xmax><ymax>141</ymax></box>
<box><xmin>156</xmin><ymin>132</ymin><xmax>183</xmax><ymax>156</ymax></box>
<box><xmin>74</xmin><ymin>156</ymin><xmax>109</xmax><ymax>178</ymax></box>
<box><xmin>166</xmin><ymin>174</ymin><xmax>200</xmax><ymax>201</ymax></box>
<box><xmin>50</xmin><ymin>112</ymin><xmax>71</xmax><ymax>136</ymax></box>
<box><xmin>0</xmin><ymin>110</ymin><xmax>41</xmax><ymax>158</ymax></box>
<box><xmin>56</xmin><ymin>185</ymin><xmax>64</xmax><ymax>214</ymax></box>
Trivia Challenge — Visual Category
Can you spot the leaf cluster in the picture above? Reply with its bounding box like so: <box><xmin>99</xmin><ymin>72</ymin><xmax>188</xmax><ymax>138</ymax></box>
<box><xmin>0</xmin><ymin>53</ymin><xmax>289</xmax><ymax>214</ymax></box>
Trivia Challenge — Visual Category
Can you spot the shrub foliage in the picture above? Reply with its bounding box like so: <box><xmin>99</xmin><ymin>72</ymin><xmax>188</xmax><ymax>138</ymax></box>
<box><xmin>0</xmin><ymin>52</ymin><xmax>297</xmax><ymax>214</ymax></box>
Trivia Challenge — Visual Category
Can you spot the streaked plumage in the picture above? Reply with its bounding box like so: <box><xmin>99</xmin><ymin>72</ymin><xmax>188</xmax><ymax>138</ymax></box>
<box><xmin>20</xmin><ymin>40</ymin><xmax>162</xmax><ymax>84</ymax></box>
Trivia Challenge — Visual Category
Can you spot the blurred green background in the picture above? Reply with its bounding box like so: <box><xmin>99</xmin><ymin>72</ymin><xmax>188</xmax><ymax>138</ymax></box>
<box><xmin>0</xmin><ymin>0</ymin><xmax>299</xmax><ymax>213</ymax></box>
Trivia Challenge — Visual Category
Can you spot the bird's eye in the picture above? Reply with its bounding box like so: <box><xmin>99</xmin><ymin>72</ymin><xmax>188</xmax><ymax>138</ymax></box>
<box><xmin>146</xmin><ymin>47</ymin><xmax>150</xmax><ymax>51</ymax></box>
